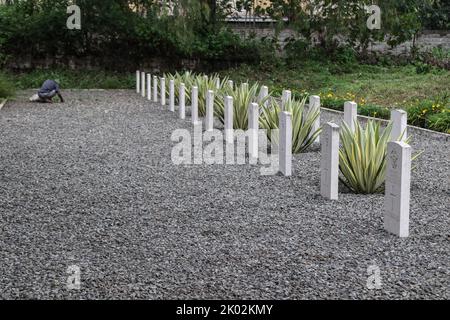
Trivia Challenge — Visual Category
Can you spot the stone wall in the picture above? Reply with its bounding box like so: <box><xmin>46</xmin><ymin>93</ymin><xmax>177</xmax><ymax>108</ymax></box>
<box><xmin>229</xmin><ymin>22</ymin><xmax>450</xmax><ymax>54</ymax></box>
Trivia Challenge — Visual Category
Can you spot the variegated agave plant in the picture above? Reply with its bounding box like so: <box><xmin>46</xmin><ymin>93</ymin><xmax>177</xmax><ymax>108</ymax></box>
<box><xmin>260</xmin><ymin>97</ymin><xmax>322</xmax><ymax>154</ymax></box>
<box><xmin>164</xmin><ymin>71</ymin><xmax>196</xmax><ymax>105</ymax></box>
<box><xmin>214</xmin><ymin>82</ymin><xmax>265</xmax><ymax>130</ymax></box>
<box><xmin>194</xmin><ymin>73</ymin><xmax>229</xmax><ymax>117</ymax></box>
<box><xmin>339</xmin><ymin>120</ymin><xmax>416</xmax><ymax>194</ymax></box>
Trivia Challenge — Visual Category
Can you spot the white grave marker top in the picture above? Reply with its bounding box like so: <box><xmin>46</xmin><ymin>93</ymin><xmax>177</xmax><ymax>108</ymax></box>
<box><xmin>320</xmin><ymin>122</ymin><xmax>339</xmax><ymax>200</ymax></box>
<box><xmin>136</xmin><ymin>70</ymin><xmax>140</xmax><ymax>93</ymax></box>
<box><xmin>141</xmin><ymin>72</ymin><xmax>146</xmax><ymax>97</ymax></box>
<box><xmin>384</xmin><ymin>141</ymin><xmax>412</xmax><ymax>238</ymax></box>
<box><xmin>344</xmin><ymin>101</ymin><xmax>358</xmax><ymax>132</ymax></box>
<box><xmin>224</xmin><ymin>96</ymin><xmax>234</xmax><ymax>144</ymax></box>
<box><xmin>309</xmin><ymin>95</ymin><xmax>321</xmax><ymax>144</ymax></box>
<box><xmin>153</xmin><ymin>76</ymin><xmax>158</xmax><ymax>102</ymax></box>
<box><xmin>279</xmin><ymin>111</ymin><xmax>292</xmax><ymax>176</ymax></box>
<box><xmin>391</xmin><ymin>109</ymin><xmax>408</xmax><ymax>142</ymax></box>
<box><xmin>191</xmin><ymin>86</ymin><xmax>199</xmax><ymax>124</ymax></box>
<box><xmin>179</xmin><ymin>83</ymin><xmax>186</xmax><ymax>120</ymax></box>
<box><xmin>206</xmin><ymin>90</ymin><xmax>215</xmax><ymax>132</ymax></box>
<box><xmin>147</xmin><ymin>74</ymin><xmax>151</xmax><ymax>101</ymax></box>
<box><xmin>169</xmin><ymin>79</ymin><xmax>175</xmax><ymax>112</ymax></box>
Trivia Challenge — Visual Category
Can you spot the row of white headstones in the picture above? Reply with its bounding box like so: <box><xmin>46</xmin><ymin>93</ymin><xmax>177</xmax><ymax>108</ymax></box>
<box><xmin>136</xmin><ymin>70</ymin><xmax>412</xmax><ymax>238</ymax></box>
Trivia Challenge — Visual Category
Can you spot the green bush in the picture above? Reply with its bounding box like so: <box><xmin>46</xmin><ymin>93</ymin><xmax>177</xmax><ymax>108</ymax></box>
<box><xmin>11</xmin><ymin>70</ymin><xmax>134</xmax><ymax>90</ymax></box>
<box><xmin>0</xmin><ymin>72</ymin><xmax>14</xmax><ymax>98</ymax></box>
<box><xmin>427</xmin><ymin>111</ymin><xmax>450</xmax><ymax>134</ymax></box>
<box><xmin>0</xmin><ymin>1</ymin><xmax>272</xmax><ymax>70</ymax></box>
<box><xmin>406</xmin><ymin>97</ymin><xmax>449</xmax><ymax>131</ymax></box>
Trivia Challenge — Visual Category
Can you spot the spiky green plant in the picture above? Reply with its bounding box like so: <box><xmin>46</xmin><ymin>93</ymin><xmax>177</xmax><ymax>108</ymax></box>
<box><xmin>214</xmin><ymin>82</ymin><xmax>264</xmax><ymax>130</ymax></box>
<box><xmin>339</xmin><ymin>120</ymin><xmax>416</xmax><ymax>194</ymax></box>
<box><xmin>164</xmin><ymin>71</ymin><xmax>196</xmax><ymax>104</ymax></box>
<box><xmin>194</xmin><ymin>73</ymin><xmax>229</xmax><ymax>117</ymax></box>
<box><xmin>260</xmin><ymin>97</ymin><xmax>322</xmax><ymax>153</ymax></box>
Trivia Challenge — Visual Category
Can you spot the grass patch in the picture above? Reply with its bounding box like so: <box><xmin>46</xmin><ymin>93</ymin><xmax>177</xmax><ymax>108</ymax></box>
<box><xmin>0</xmin><ymin>72</ymin><xmax>15</xmax><ymax>98</ymax></box>
<box><xmin>220</xmin><ymin>61</ymin><xmax>450</xmax><ymax>134</ymax></box>
<box><xmin>220</xmin><ymin>62</ymin><xmax>450</xmax><ymax>107</ymax></box>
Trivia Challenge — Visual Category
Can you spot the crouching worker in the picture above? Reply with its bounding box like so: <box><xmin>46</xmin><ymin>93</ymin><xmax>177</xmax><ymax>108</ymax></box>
<box><xmin>29</xmin><ymin>79</ymin><xmax>64</xmax><ymax>103</ymax></box>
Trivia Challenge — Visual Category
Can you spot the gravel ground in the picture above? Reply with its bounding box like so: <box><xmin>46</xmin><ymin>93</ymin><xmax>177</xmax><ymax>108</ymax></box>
<box><xmin>0</xmin><ymin>89</ymin><xmax>448</xmax><ymax>300</ymax></box>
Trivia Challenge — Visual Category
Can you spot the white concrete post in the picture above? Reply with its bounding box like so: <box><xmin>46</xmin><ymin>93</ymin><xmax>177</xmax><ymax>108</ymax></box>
<box><xmin>141</xmin><ymin>72</ymin><xmax>146</xmax><ymax>98</ymax></box>
<box><xmin>391</xmin><ymin>109</ymin><xmax>408</xmax><ymax>142</ymax></box>
<box><xmin>344</xmin><ymin>101</ymin><xmax>358</xmax><ymax>132</ymax></box>
<box><xmin>160</xmin><ymin>77</ymin><xmax>166</xmax><ymax>106</ymax></box>
<box><xmin>281</xmin><ymin>90</ymin><xmax>291</xmax><ymax>110</ymax></box>
<box><xmin>320</xmin><ymin>122</ymin><xmax>340</xmax><ymax>200</ymax></box>
<box><xmin>205</xmin><ymin>90</ymin><xmax>214</xmax><ymax>132</ymax></box>
<box><xmin>259</xmin><ymin>86</ymin><xmax>269</xmax><ymax>107</ymax></box>
<box><xmin>169</xmin><ymin>79</ymin><xmax>175</xmax><ymax>112</ymax></box>
<box><xmin>153</xmin><ymin>76</ymin><xmax>158</xmax><ymax>102</ymax></box>
<box><xmin>279</xmin><ymin>111</ymin><xmax>293</xmax><ymax>176</ymax></box>
<box><xmin>146</xmin><ymin>74</ymin><xmax>151</xmax><ymax>101</ymax></box>
<box><xmin>309</xmin><ymin>95</ymin><xmax>321</xmax><ymax>144</ymax></box>
<box><xmin>248</xmin><ymin>102</ymin><xmax>259</xmax><ymax>163</ymax></box>
<box><xmin>216</xmin><ymin>77</ymin><xmax>221</xmax><ymax>89</ymax></box>
<box><xmin>224</xmin><ymin>96</ymin><xmax>234</xmax><ymax>144</ymax></box>
<box><xmin>136</xmin><ymin>70</ymin><xmax>140</xmax><ymax>94</ymax></box>
<box><xmin>191</xmin><ymin>86</ymin><xmax>199</xmax><ymax>124</ymax></box>
<box><xmin>228</xmin><ymin>80</ymin><xmax>234</xmax><ymax>89</ymax></box>
<box><xmin>179</xmin><ymin>83</ymin><xmax>186</xmax><ymax>120</ymax></box>
<box><xmin>384</xmin><ymin>141</ymin><xmax>412</xmax><ymax>237</ymax></box>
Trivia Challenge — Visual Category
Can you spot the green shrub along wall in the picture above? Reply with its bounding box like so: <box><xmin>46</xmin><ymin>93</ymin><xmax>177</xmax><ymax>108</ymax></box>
<box><xmin>0</xmin><ymin>0</ymin><xmax>272</xmax><ymax>71</ymax></box>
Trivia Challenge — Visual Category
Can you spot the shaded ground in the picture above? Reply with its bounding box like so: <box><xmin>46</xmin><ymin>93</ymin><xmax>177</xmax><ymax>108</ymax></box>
<box><xmin>0</xmin><ymin>90</ymin><xmax>448</xmax><ymax>299</ymax></box>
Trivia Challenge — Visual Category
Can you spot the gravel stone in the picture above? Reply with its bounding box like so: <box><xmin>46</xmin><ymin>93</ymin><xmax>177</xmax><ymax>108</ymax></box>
<box><xmin>0</xmin><ymin>89</ymin><xmax>448</xmax><ymax>299</ymax></box>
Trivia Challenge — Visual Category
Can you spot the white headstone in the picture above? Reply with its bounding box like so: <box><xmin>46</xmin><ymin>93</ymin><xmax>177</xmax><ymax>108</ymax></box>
<box><xmin>309</xmin><ymin>95</ymin><xmax>321</xmax><ymax>144</ymax></box>
<box><xmin>279</xmin><ymin>111</ymin><xmax>292</xmax><ymax>176</ymax></box>
<box><xmin>344</xmin><ymin>101</ymin><xmax>358</xmax><ymax>132</ymax></box>
<box><xmin>384</xmin><ymin>141</ymin><xmax>411</xmax><ymax>238</ymax></box>
<box><xmin>215</xmin><ymin>77</ymin><xmax>221</xmax><ymax>89</ymax></box>
<box><xmin>391</xmin><ymin>109</ymin><xmax>408</xmax><ymax>142</ymax></box>
<box><xmin>169</xmin><ymin>79</ymin><xmax>175</xmax><ymax>112</ymax></box>
<box><xmin>259</xmin><ymin>86</ymin><xmax>269</xmax><ymax>107</ymax></box>
<box><xmin>320</xmin><ymin>122</ymin><xmax>339</xmax><ymax>200</ymax></box>
<box><xmin>191</xmin><ymin>86</ymin><xmax>199</xmax><ymax>124</ymax></box>
<box><xmin>136</xmin><ymin>70</ymin><xmax>140</xmax><ymax>93</ymax></box>
<box><xmin>160</xmin><ymin>77</ymin><xmax>166</xmax><ymax>106</ymax></box>
<box><xmin>224</xmin><ymin>96</ymin><xmax>234</xmax><ymax>144</ymax></box>
<box><xmin>141</xmin><ymin>72</ymin><xmax>146</xmax><ymax>97</ymax></box>
<box><xmin>228</xmin><ymin>80</ymin><xmax>234</xmax><ymax>89</ymax></box>
<box><xmin>147</xmin><ymin>74</ymin><xmax>151</xmax><ymax>100</ymax></box>
<box><xmin>248</xmin><ymin>102</ymin><xmax>259</xmax><ymax>163</ymax></box>
<box><xmin>179</xmin><ymin>83</ymin><xmax>186</xmax><ymax>120</ymax></box>
<box><xmin>281</xmin><ymin>90</ymin><xmax>291</xmax><ymax>110</ymax></box>
<box><xmin>205</xmin><ymin>90</ymin><xmax>214</xmax><ymax>132</ymax></box>
<box><xmin>241</xmin><ymin>83</ymin><xmax>249</xmax><ymax>91</ymax></box>
<box><xmin>153</xmin><ymin>76</ymin><xmax>158</xmax><ymax>102</ymax></box>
